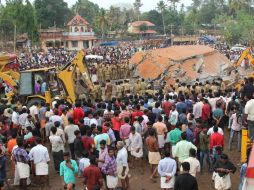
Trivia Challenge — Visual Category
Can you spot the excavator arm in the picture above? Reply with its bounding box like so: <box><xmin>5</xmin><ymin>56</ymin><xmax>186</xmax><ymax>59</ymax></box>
<box><xmin>0</xmin><ymin>72</ymin><xmax>17</xmax><ymax>87</ymax></box>
<box><xmin>57</xmin><ymin>50</ymin><xmax>94</xmax><ymax>104</ymax></box>
<box><xmin>0</xmin><ymin>53</ymin><xmax>19</xmax><ymax>88</ymax></box>
<box><xmin>235</xmin><ymin>47</ymin><xmax>254</xmax><ymax>68</ymax></box>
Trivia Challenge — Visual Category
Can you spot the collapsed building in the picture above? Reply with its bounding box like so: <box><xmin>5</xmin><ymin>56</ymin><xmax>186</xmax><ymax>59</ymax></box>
<box><xmin>130</xmin><ymin>45</ymin><xmax>232</xmax><ymax>86</ymax></box>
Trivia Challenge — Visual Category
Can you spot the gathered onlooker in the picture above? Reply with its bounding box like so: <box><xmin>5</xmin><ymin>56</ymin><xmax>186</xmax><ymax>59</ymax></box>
<box><xmin>64</xmin><ymin>117</ymin><xmax>80</xmax><ymax>159</ymax></box>
<box><xmin>49</xmin><ymin>126</ymin><xmax>64</xmax><ymax>172</ymax></box>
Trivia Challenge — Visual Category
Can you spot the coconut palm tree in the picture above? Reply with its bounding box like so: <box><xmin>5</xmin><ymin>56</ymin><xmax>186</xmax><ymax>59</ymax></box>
<box><xmin>96</xmin><ymin>8</ymin><xmax>108</xmax><ymax>40</ymax></box>
<box><xmin>133</xmin><ymin>0</ymin><xmax>143</xmax><ymax>21</ymax></box>
<box><xmin>157</xmin><ymin>0</ymin><xmax>167</xmax><ymax>36</ymax></box>
<box><xmin>228</xmin><ymin>0</ymin><xmax>250</xmax><ymax>13</ymax></box>
<box><xmin>167</xmin><ymin>0</ymin><xmax>179</xmax><ymax>11</ymax></box>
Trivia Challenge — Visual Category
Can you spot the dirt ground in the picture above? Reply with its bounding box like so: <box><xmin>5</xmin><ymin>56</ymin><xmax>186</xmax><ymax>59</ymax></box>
<box><xmin>6</xmin><ymin>130</ymin><xmax>241</xmax><ymax>190</ymax></box>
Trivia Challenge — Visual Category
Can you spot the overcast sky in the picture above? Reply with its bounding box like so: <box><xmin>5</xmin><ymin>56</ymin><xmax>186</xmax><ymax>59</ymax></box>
<box><xmin>2</xmin><ymin>0</ymin><xmax>192</xmax><ymax>11</ymax></box>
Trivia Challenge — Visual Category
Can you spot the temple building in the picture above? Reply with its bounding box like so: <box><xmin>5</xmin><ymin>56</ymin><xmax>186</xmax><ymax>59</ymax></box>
<box><xmin>128</xmin><ymin>21</ymin><xmax>157</xmax><ymax>37</ymax></box>
<box><xmin>39</xmin><ymin>14</ymin><xmax>96</xmax><ymax>51</ymax></box>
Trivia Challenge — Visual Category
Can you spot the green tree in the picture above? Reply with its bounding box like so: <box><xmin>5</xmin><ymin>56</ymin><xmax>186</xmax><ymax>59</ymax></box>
<box><xmin>107</xmin><ymin>6</ymin><xmax>121</xmax><ymax>31</ymax></box>
<box><xmin>118</xmin><ymin>8</ymin><xmax>136</xmax><ymax>36</ymax></box>
<box><xmin>141</xmin><ymin>10</ymin><xmax>162</xmax><ymax>33</ymax></box>
<box><xmin>157</xmin><ymin>1</ymin><xmax>167</xmax><ymax>35</ymax></box>
<box><xmin>133</xmin><ymin>0</ymin><xmax>143</xmax><ymax>21</ymax></box>
<box><xmin>34</xmin><ymin>0</ymin><xmax>72</xmax><ymax>28</ymax></box>
<box><xmin>167</xmin><ymin>0</ymin><xmax>179</xmax><ymax>11</ymax></box>
<box><xmin>191</xmin><ymin>0</ymin><xmax>202</xmax><ymax>10</ymax></box>
<box><xmin>96</xmin><ymin>8</ymin><xmax>108</xmax><ymax>40</ymax></box>
<box><xmin>72</xmin><ymin>0</ymin><xmax>100</xmax><ymax>33</ymax></box>
<box><xmin>0</xmin><ymin>0</ymin><xmax>38</xmax><ymax>43</ymax></box>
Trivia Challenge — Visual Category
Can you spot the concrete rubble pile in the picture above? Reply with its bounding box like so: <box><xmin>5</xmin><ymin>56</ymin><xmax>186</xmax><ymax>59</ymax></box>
<box><xmin>130</xmin><ymin>45</ymin><xmax>233</xmax><ymax>86</ymax></box>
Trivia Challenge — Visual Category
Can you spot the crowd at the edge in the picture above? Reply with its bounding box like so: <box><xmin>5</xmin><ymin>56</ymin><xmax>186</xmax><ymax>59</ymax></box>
<box><xmin>0</xmin><ymin>39</ymin><xmax>253</xmax><ymax>190</ymax></box>
<box><xmin>0</xmin><ymin>71</ymin><xmax>254</xmax><ymax>190</ymax></box>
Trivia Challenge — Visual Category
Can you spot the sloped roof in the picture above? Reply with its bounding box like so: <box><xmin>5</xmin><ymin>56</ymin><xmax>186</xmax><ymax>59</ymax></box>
<box><xmin>130</xmin><ymin>21</ymin><xmax>155</xmax><ymax>27</ymax></box>
<box><xmin>67</xmin><ymin>14</ymin><xmax>89</xmax><ymax>26</ymax></box>
<box><xmin>131</xmin><ymin>29</ymin><xmax>157</xmax><ymax>34</ymax></box>
<box><xmin>130</xmin><ymin>45</ymin><xmax>232</xmax><ymax>84</ymax></box>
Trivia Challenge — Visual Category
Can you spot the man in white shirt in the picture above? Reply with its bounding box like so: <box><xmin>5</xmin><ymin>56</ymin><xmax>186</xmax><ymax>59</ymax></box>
<box><xmin>49</xmin><ymin>126</ymin><xmax>64</xmax><ymax>172</ymax></box>
<box><xmin>193</xmin><ymin>98</ymin><xmax>204</xmax><ymax>119</ymax></box>
<box><xmin>64</xmin><ymin>117</ymin><xmax>79</xmax><ymax>159</ymax></box>
<box><xmin>12</xmin><ymin>107</ymin><xmax>19</xmax><ymax>127</ymax></box>
<box><xmin>49</xmin><ymin>110</ymin><xmax>63</xmax><ymax>127</ymax></box>
<box><xmin>129</xmin><ymin>126</ymin><xmax>143</xmax><ymax>172</ymax></box>
<box><xmin>19</xmin><ymin>107</ymin><xmax>28</xmax><ymax>130</ymax></box>
<box><xmin>78</xmin><ymin>156</ymin><xmax>90</xmax><ymax>177</ymax></box>
<box><xmin>90</xmin><ymin>116</ymin><xmax>98</xmax><ymax>127</ymax></box>
<box><xmin>208</xmin><ymin>96</ymin><xmax>218</xmax><ymax>112</ymax></box>
<box><xmin>207</xmin><ymin>124</ymin><xmax>224</xmax><ymax>136</ymax></box>
<box><xmin>244</xmin><ymin>98</ymin><xmax>254</xmax><ymax>139</ymax></box>
<box><xmin>29</xmin><ymin>102</ymin><xmax>39</xmax><ymax>123</ymax></box>
<box><xmin>29</xmin><ymin>137</ymin><xmax>50</xmax><ymax>186</ymax></box>
<box><xmin>116</xmin><ymin>141</ymin><xmax>129</xmax><ymax>190</ymax></box>
<box><xmin>181</xmin><ymin>148</ymin><xmax>200</xmax><ymax>177</ymax></box>
<box><xmin>169</xmin><ymin>105</ymin><xmax>179</xmax><ymax>126</ymax></box>
<box><xmin>83</xmin><ymin>116</ymin><xmax>91</xmax><ymax>126</ymax></box>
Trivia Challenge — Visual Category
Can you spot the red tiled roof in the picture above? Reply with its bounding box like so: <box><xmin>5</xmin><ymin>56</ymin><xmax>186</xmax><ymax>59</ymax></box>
<box><xmin>132</xmin><ymin>30</ymin><xmax>157</xmax><ymax>34</ymax></box>
<box><xmin>130</xmin><ymin>21</ymin><xmax>155</xmax><ymax>27</ymax></box>
<box><xmin>67</xmin><ymin>14</ymin><xmax>90</xmax><ymax>26</ymax></box>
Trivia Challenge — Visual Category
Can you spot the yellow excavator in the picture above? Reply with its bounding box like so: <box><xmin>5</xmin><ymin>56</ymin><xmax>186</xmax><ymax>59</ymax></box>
<box><xmin>0</xmin><ymin>53</ymin><xmax>20</xmax><ymax>100</ymax></box>
<box><xmin>234</xmin><ymin>47</ymin><xmax>254</xmax><ymax>90</ymax></box>
<box><xmin>18</xmin><ymin>50</ymin><xmax>94</xmax><ymax>107</ymax></box>
<box><xmin>232</xmin><ymin>47</ymin><xmax>254</xmax><ymax>162</ymax></box>
<box><xmin>2</xmin><ymin>50</ymin><xmax>94</xmax><ymax>107</ymax></box>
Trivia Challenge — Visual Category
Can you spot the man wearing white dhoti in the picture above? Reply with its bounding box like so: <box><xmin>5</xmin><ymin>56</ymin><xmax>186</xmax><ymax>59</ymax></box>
<box><xmin>158</xmin><ymin>150</ymin><xmax>177</xmax><ymax>190</ymax></box>
<box><xmin>29</xmin><ymin>137</ymin><xmax>50</xmax><ymax>187</ymax></box>
<box><xmin>12</xmin><ymin>137</ymin><xmax>30</xmax><ymax>190</ymax></box>
<box><xmin>213</xmin><ymin>154</ymin><xmax>236</xmax><ymax>190</ymax></box>
<box><xmin>129</xmin><ymin>126</ymin><xmax>143</xmax><ymax>173</ymax></box>
<box><xmin>116</xmin><ymin>141</ymin><xmax>130</xmax><ymax>190</ymax></box>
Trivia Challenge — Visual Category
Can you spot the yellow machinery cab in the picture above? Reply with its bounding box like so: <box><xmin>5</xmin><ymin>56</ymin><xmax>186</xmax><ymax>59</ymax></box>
<box><xmin>19</xmin><ymin>67</ymin><xmax>61</xmax><ymax>107</ymax></box>
<box><xmin>18</xmin><ymin>50</ymin><xmax>94</xmax><ymax>107</ymax></box>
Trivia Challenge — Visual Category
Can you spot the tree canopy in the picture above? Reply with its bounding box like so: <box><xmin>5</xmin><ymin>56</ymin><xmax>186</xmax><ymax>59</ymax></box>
<box><xmin>0</xmin><ymin>0</ymin><xmax>254</xmax><ymax>45</ymax></box>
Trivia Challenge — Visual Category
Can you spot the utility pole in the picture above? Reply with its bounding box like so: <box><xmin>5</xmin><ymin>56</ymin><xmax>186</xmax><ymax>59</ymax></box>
<box><xmin>170</xmin><ymin>24</ymin><xmax>173</xmax><ymax>46</ymax></box>
<box><xmin>54</xmin><ymin>21</ymin><xmax>56</xmax><ymax>48</ymax></box>
<box><xmin>181</xmin><ymin>26</ymin><xmax>184</xmax><ymax>42</ymax></box>
<box><xmin>14</xmin><ymin>23</ymin><xmax>16</xmax><ymax>53</ymax></box>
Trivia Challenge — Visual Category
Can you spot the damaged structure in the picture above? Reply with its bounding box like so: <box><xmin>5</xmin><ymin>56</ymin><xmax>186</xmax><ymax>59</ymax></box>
<box><xmin>130</xmin><ymin>45</ymin><xmax>232</xmax><ymax>85</ymax></box>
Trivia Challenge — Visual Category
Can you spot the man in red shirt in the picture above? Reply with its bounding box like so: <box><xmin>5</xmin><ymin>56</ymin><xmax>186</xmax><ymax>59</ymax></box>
<box><xmin>210</xmin><ymin>126</ymin><xmax>224</xmax><ymax>150</ymax></box>
<box><xmin>82</xmin><ymin>129</ymin><xmax>95</xmax><ymax>156</ymax></box>
<box><xmin>131</xmin><ymin>105</ymin><xmax>143</xmax><ymax>124</ymax></box>
<box><xmin>111</xmin><ymin>111</ymin><xmax>121</xmax><ymax>141</ymax></box>
<box><xmin>162</xmin><ymin>95</ymin><xmax>172</xmax><ymax>116</ymax></box>
<box><xmin>83</xmin><ymin>155</ymin><xmax>103</xmax><ymax>190</ymax></box>
<box><xmin>73</xmin><ymin>102</ymin><xmax>85</xmax><ymax>124</ymax></box>
<box><xmin>201</xmin><ymin>99</ymin><xmax>211</xmax><ymax>122</ymax></box>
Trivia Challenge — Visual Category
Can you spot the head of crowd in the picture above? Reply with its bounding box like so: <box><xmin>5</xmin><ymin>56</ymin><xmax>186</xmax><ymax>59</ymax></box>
<box><xmin>0</xmin><ymin>68</ymin><xmax>253</xmax><ymax>190</ymax></box>
<box><xmin>0</xmin><ymin>39</ymin><xmax>253</xmax><ymax>190</ymax></box>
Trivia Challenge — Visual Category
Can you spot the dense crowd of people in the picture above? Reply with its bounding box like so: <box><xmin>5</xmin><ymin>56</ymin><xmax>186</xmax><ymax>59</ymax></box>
<box><xmin>0</xmin><ymin>38</ymin><xmax>253</xmax><ymax>190</ymax></box>
<box><xmin>0</xmin><ymin>72</ymin><xmax>254</xmax><ymax>190</ymax></box>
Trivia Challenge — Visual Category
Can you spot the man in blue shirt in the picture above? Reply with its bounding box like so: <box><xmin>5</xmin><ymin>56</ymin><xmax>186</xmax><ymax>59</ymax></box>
<box><xmin>186</xmin><ymin>122</ymin><xmax>195</xmax><ymax>144</ymax></box>
<box><xmin>158</xmin><ymin>150</ymin><xmax>177</xmax><ymax>189</ymax></box>
<box><xmin>176</xmin><ymin>96</ymin><xmax>188</xmax><ymax>114</ymax></box>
